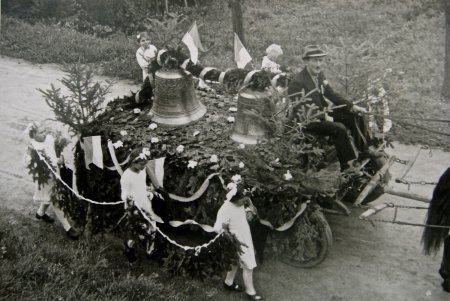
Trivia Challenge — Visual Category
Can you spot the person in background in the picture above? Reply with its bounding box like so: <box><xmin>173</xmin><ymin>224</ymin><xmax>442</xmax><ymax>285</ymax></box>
<box><xmin>261</xmin><ymin>43</ymin><xmax>283</xmax><ymax>74</ymax></box>
<box><xmin>422</xmin><ymin>166</ymin><xmax>450</xmax><ymax>293</ymax></box>
<box><xmin>136</xmin><ymin>32</ymin><xmax>158</xmax><ymax>84</ymax></box>
<box><xmin>214</xmin><ymin>182</ymin><xmax>263</xmax><ymax>300</ymax></box>
<box><xmin>288</xmin><ymin>44</ymin><xmax>372</xmax><ymax>173</ymax></box>
<box><xmin>120</xmin><ymin>146</ymin><xmax>166</xmax><ymax>262</ymax></box>
<box><xmin>24</xmin><ymin>122</ymin><xmax>80</xmax><ymax>239</ymax></box>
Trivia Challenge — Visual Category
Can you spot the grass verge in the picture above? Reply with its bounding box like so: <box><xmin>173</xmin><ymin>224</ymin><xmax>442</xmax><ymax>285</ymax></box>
<box><xmin>0</xmin><ymin>206</ymin><xmax>223</xmax><ymax>301</ymax></box>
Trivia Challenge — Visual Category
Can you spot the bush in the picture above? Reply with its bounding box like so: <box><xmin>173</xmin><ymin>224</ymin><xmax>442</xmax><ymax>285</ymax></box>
<box><xmin>0</xmin><ymin>17</ymin><xmax>140</xmax><ymax>79</ymax></box>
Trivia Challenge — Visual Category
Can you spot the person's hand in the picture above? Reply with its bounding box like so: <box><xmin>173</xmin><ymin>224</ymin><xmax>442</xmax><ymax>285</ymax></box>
<box><xmin>351</xmin><ymin>105</ymin><xmax>367</xmax><ymax>114</ymax></box>
<box><xmin>57</xmin><ymin>155</ymin><xmax>65</xmax><ymax>166</ymax></box>
<box><xmin>155</xmin><ymin>187</ymin><xmax>170</xmax><ymax>200</ymax></box>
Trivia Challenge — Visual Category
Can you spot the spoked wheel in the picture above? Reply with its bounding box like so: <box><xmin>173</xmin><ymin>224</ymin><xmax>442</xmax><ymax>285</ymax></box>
<box><xmin>280</xmin><ymin>209</ymin><xmax>332</xmax><ymax>268</ymax></box>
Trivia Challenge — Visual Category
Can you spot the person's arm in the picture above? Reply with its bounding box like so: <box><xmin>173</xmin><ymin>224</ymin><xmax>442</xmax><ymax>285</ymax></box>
<box><xmin>136</xmin><ymin>49</ymin><xmax>149</xmax><ymax>69</ymax></box>
<box><xmin>120</xmin><ymin>173</ymin><xmax>133</xmax><ymax>209</ymax></box>
<box><xmin>213</xmin><ymin>205</ymin><xmax>229</xmax><ymax>233</ymax></box>
<box><xmin>322</xmin><ymin>78</ymin><xmax>353</xmax><ymax>109</ymax></box>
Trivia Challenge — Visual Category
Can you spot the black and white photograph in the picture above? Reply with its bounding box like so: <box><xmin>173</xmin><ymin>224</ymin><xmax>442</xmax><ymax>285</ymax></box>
<box><xmin>0</xmin><ymin>0</ymin><xmax>449</xmax><ymax>300</ymax></box>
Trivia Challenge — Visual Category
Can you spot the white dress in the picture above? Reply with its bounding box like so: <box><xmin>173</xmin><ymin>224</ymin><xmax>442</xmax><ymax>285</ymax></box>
<box><xmin>120</xmin><ymin>168</ymin><xmax>162</xmax><ymax>222</ymax></box>
<box><xmin>136</xmin><ymin>45</ymin><xmax>158</xmax><ymax>81</ymax></box>
<box><xmin>214</xmin><ymin>201</ymin><xmax>257</xmax><ymax>269</ymax></box>
<box><xmin>261</xmin><ymin>56</ymin><xmax>281</xmax><ymax>74</ymax></box>
<box><xmin>30</xmin><ymin>135</ymin><xmax>58</xmax><ymax>203</ymax></box>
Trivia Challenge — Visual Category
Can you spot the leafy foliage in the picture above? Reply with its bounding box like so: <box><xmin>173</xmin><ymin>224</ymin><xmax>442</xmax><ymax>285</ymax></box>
<box><xmin>38</xmin><ymin>64</ymin><xmax>114</xmax><ymax>135</ymax></box>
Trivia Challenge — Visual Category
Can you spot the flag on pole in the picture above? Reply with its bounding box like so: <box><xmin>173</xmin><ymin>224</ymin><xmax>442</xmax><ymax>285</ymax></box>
<box><xmin>146</xmin><ymin>157</ymin><xmax>166</xmax><ymax>187</ymax></box>
<box><xmin>234</xmin><ymin>33</ymin><xmax>252</xmax><ymax>69</ymax></box>
<box><xmin>182</xmin><ymin>21</ymin><xmax>205</xmax><ymax>64</ymax></box>
<box><xmin>81</xmin><ymin>136</ymin><xmax>103</xmax><ymax>170</ymax></box>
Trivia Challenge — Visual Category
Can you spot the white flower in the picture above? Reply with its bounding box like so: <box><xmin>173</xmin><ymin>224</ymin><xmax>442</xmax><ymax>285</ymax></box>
<box><xmin>187</xmin><ymin>160</ymin><xmax>198</xmax><ymax>169</ymax></box>
<box><xmin>225</xmin><ymin>182</ymin><xmax>238</xmax><ymax>202</ymax></box>
<box><xmin>151</xmin><ymin>137</ymin><xmax>159</xmax><ymax>143</ymax></box>
<box><xmin>239</xmin><ymin>144</ymin><xmax>245</xmax><ymax>149</ymax></box>
<box><xmin>133</xmin><ymin>108</ymin><xmax>141</xmax><ymax>114</ymax></box>
<box><xmin>228</xmin><ymin>107</ymin><xmax>238</xmax><ymax>112</ymax></box>
<box><xmin>193</xmin><ymin>130</ymin><xmax>200</xmax><ymax>137</ymax></box>
<box><xmin>142</xmin><ymin>147</ymin><xmax>150</xmax><ymax>157</ymax></box>
<box><xmin>210</xmin><ymin>155</ymin><xmax>218</xmax><ymax>163</ymax></box>
<box><xmin>284</xmin><ymin>170</ymin><xmax>293</xmax><ymax>181</ymax></box>
<box><xmin>227</xmin><ymin>116</ymin><xmax>235</xmax><ymax>123</ymax></box>
<box><xmin>227</xmin><ymin>182</ymin><xmax>237</xmax><ymax>191</ymax></box>
<box><xmin>120</xmin><ymin>130</ymin><xmax>128</xmax><ymax>136</ymax></box>
<box><xmin>148</xmin><ymin>123</ymin><xmax>158</xmax><ymax>130</ymax></box>
<box><xmin>176</xmin><ymin>145</ymin><xmax>184</xmax><ymax>153</ymax></box>
<box><xmin>112</xmin><ymin>140</ymin><xmax>123</xmax><ymax>149</ymax></box>
<box><xmin>138</xmin><ymin>153</ymin><xmax>147</xmax><ymax>160</ymax></box>
<box><xmin>231</xmin><ymin>174</ymin><xmax>242</xmax><ymax>183</ymax></box>
<box><xmin>239</xmin><ymin>162</ymin><xmax>245</xmax><ymax>169</ymax></box>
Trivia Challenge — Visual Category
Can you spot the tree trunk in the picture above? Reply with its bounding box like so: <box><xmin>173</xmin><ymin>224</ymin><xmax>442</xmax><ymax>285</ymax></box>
<box><xmin>442</xmin><ymin>0</ymin><xmax>450</xmax><ymax>100</ymax></box>
<box><xmin>165</xmin><ymin>0</ymin><xmax>169</xmax><ymax>14</ymax></box>
<box><xmin>229</xmin><ymin>0</ymin><xmax>245</xmax><ymax>45</ymax></box>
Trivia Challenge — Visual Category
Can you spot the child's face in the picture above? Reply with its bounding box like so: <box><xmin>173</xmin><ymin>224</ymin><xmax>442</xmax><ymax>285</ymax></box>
<box><xmin>139</xmin><ymin>37</ymin><xmax>150</xmax><ymax>49</ymax></box>
<box><xmin>268</xmin><ymin>52</ymin><xmax>281</xmax><ymax>62</ymax></box>
<box><xmin>33</xmin><ymin>128</ymin><xmax>46</xmax><ymax>142</ymax></box>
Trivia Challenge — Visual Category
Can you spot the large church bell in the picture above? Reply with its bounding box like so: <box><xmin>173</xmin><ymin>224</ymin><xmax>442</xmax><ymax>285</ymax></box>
<box><xmin>150</xmin><ymin>69</ymin><xmax>206</xmax><ymax>126</ymax></box>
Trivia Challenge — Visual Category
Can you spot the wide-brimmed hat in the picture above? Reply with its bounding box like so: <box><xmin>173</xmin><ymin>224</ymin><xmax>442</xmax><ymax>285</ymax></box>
<box><xmin>302</xmin><ymin>45</ymin><xmax>327</xmax><ymax>59</ymax></box>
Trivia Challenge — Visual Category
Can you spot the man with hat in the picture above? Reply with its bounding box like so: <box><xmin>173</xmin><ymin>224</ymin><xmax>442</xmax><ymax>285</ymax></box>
<box><xmin>288</xmin><ymin>44</ymin><xmax>374</xmax><ymax>172</ymax></box>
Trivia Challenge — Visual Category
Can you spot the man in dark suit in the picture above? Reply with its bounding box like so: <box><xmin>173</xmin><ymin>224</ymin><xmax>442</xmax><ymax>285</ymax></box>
<box><xmin>288</xmin><ymin>45</ymin><xmax>371</xmax><ymax>172</ymax></box>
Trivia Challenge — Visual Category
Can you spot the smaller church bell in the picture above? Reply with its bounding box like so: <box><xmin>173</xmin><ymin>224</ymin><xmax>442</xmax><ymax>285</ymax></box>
<box><xmin>230</xmin><ymin>88</ymin><xmax>273</xmax><ymax>144</ymax></box>
<box><xmin>150</xmin><ymin>69</ymin><xmax>206</xmax><ymax>126</ymax></box>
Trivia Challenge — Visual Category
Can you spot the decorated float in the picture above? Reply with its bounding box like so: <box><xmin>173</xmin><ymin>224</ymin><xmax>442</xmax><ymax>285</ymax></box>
<box><xmin>35</xmin><ymin>47</ymin><xmax>392</xmax><ymax>278</ymax></box>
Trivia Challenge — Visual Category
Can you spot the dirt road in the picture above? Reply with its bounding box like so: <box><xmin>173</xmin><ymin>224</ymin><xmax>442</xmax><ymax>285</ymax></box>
<box><xmin>1</xmin><ymin>56</ymin><xmax>449</xmax><ymax>301</ymax></box>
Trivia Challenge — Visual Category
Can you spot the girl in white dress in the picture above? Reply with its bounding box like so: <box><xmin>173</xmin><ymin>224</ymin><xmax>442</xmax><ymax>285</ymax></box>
<box><xmin>121</xmin><ymin>146</ymin><xmax>163</xmax><ymax>261</ymax></box>
<box><xmin>214</xmin><ymin>182</ymin><xmax>263</xmax><ymax>300</ymax></box>
<box><xmin>24</xmin><ymin>122</ymin><xmax>79</xmax><ymax>239</ymax></box>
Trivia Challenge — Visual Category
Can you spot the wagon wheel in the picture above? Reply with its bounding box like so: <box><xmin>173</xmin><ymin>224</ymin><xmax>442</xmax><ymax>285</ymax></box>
<box><xmin>280</xmin><ymin>209</ymin><xmax>332</xmax><ymax>268</ymax></box>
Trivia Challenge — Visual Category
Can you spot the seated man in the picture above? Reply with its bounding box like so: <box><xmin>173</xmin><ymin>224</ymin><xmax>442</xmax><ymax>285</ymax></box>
<box><xmin>288</xmin><ymin>45</ymin><xmax>372</xmax><ymax>172</ymax></box>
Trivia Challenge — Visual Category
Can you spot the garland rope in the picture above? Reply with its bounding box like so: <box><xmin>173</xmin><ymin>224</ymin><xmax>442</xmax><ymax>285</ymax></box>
<box><xmin>136</xmin><ymin>205</ymin><xmax>224</xmax><ymax>256</ymax></box>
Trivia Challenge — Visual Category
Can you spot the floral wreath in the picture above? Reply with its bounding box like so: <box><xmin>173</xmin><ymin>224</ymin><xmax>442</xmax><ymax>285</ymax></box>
<box><xmin>133</xmin><ymin>147</ymin><xmax>151</xmax><ymax>162</ymax></box>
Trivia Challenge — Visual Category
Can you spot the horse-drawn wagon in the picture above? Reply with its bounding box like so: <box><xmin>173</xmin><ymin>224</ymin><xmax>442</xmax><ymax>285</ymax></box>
<box><xmin>45</xmin><ymin>48</ymin><xmax>394</xmax><ymax>277</ymax></box>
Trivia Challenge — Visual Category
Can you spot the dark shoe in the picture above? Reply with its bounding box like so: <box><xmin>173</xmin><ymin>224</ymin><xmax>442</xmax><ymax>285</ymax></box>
<box><xmin>223</xmin><ymin>282</ymin><xmax>244</xmax><ymax>292</ymax></box>
<box><xmin>246</xmin><ymin>293</ymin><xmax>264</xmax><ymax>300</ymax></box>
<box><xmin>36</xmin><ymin>213</ymin><xmax>54</xmax><ymax>223</ymax></box>
<box><xmin>124</xmin><ymin>242</ymin><xmax>137</xmax><ymax>263</ymax></box>
<box><xmin>66</xmin><ymin>228</ymin><xmax>80</xmax><ymax>240</ymax></box>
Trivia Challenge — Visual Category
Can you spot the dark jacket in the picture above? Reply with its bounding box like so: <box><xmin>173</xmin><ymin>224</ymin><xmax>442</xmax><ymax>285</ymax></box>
<box><xmin>288</xmin><ymin>67</ymin><xmax>353</xmax><ymax>121</ymax></box>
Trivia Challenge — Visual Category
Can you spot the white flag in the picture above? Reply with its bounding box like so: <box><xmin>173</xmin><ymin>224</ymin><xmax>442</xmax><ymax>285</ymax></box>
<box><xmin>81</xmin><ymin>136</ymin><xmax>103</xmax><ymax>170</ymax></box>
<box><xmin>182</xmin><ymin>21</ymin><xmax>204</xmax><ymax>64</ymax></box>
<box><xmin>234</xmin><ymin>33</ymin><xmax>252</xmax><ymax>69</ymax></box>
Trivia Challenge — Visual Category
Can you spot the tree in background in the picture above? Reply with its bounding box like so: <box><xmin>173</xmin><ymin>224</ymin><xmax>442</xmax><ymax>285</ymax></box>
<box><xmin>443</xmin><ymin>0</ymin><xmax>450</xmax><ymax>100</ymax></box>
<box><xmin>229</xmin><ymin>0</ymin><xmax>245</xmax><ymax>45</ymax></box>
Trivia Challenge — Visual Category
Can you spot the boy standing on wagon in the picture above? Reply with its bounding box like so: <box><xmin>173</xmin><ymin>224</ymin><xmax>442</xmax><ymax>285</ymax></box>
<box><xmin>136</xmin><ymin>32</ymin><xmax>158</xmax><ymax>84</ymax></box>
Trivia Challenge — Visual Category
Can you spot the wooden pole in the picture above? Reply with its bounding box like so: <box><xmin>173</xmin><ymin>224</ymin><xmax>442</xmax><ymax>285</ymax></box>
<box><xmin>354</xmin><ymin>155</ymin><xmax>396</xmax><ymax>206</ymax></box>
<box><xmin>229</xmin><ymin>0</ymin><xmax>245</xmax><ymax>45</ymax></box>
<box><xmin>383</xmin><ymin>187</ymin><xmax>430</xmax><ymax>203</ymax></box>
